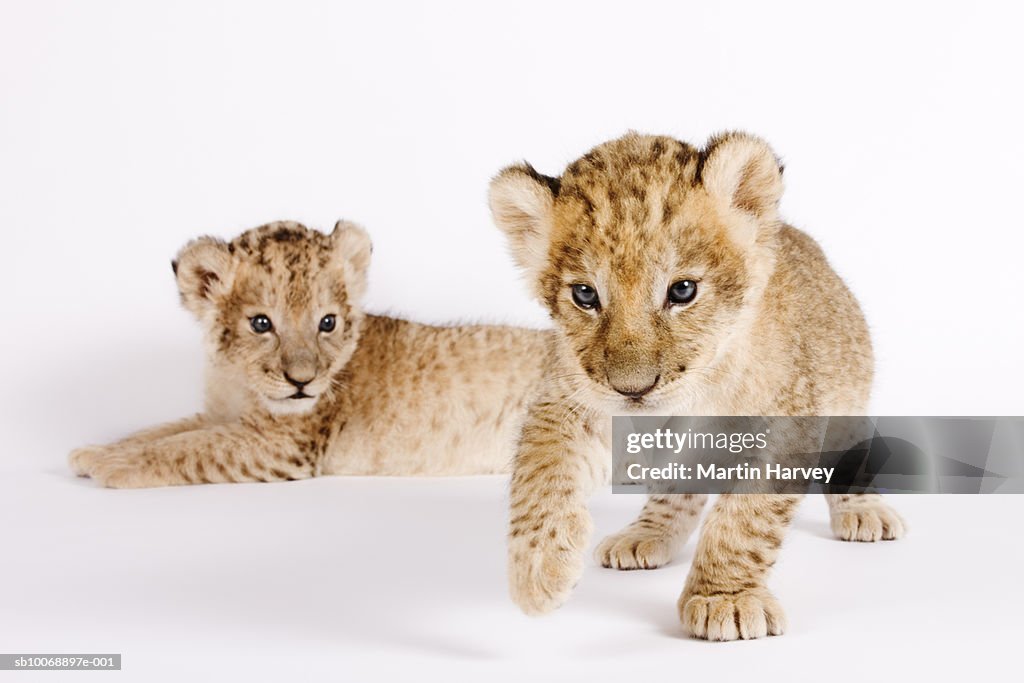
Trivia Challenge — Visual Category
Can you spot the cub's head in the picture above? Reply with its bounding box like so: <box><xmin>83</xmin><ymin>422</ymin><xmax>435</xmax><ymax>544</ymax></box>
<box><xmin>489</xmin><ymin>132</ymin><xmax>783</xmax><ymax>413</ymax></box>
<box><xmin>173</xmin><ymin>220</ymin><xmax>371</xmax><ymax>415</ymax></box>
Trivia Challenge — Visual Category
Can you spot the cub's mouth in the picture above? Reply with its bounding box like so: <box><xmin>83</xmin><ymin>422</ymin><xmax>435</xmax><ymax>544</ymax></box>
<box><xmin>263</xmin><ymin>390</ymin><xmax>322</xmax><ymax>416</ymax></box>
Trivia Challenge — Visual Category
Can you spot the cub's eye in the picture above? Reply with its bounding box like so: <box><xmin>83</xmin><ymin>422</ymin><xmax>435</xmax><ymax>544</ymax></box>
<box><xmin>250</xmin><ymin>314</ymin><xmax>273</xmax><ymax>334</ymax></box>
<box><xmin>571</xmin><ymin>284</ymin><xmax>600</xmax><ymax>310</ymax></box>
<box><xmin>319</xmin><ymin>314</ymin><xmax>337</xmax><ymax>333</ymax></box>
<box><xmin>668</xmin><ymin>280</ymin><xmax>698</xmax><ymax>306</ymax></box>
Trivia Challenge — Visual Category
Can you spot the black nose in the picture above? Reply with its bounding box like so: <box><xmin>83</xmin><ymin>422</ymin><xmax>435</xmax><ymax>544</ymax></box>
<box><xmin>613</xmin><ymin>375</ymin><xmax>660</xmax><ymax>399</ymax></box>
<box><xmin>284</xmin><ymin>373</ymin><xmax>311</xmax><ymax>389</ymax></box>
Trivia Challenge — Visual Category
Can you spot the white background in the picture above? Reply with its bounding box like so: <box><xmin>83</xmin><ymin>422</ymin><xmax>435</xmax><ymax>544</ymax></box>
<box><xmin>1</xmin><ymin>1</ymin><xmax>1022</xmax><ymax>681</ymax></box>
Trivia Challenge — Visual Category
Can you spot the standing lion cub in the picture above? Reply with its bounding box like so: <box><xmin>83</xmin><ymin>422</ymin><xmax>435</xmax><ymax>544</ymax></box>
<box><xmin>70</xmin><ymin>221</ymin><xmax>549</xmax><ymax>487</ymax></box>
<box><xmin>488</xmin><ymin>132</ymin><xmax>905</xmax><ymax>640</ymax></box>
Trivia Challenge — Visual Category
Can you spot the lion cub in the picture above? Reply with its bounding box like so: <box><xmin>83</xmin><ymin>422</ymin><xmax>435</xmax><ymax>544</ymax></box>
<box><xmin>489</xmin><ymin>132</ymin><xmax>905</xmax><ymax>640</ymax></box>
<box><xmin>70</xmin><ymin>221</ymin><xmax>548</xmax><ymax>487</ymax></box>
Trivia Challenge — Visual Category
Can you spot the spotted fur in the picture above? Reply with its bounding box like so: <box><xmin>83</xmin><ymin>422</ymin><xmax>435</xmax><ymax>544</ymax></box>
<box><xmin>70</xmin><ymin>221</ymin><xmax>549</xmax><ymax>487</ymax></box>
<box><xmin>489</xmin><ymin>132</ymin><xmax>905</xmax><ymax>639</ymax></box>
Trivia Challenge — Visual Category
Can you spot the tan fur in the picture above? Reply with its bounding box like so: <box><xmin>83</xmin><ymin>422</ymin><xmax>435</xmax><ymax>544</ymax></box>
<box><xmin>489</xmin><ymin>132</ymin><xmax>905</xmax><ymax>638</ymax></box>
<box><xmin>70</xmin><ymin>221</ymin><xmax>549</xmax><ymax>486</ymax></box>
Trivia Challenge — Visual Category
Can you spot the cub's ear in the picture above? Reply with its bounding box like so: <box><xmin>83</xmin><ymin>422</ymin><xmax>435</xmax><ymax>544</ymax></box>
<box><xmin>488</xmin><ymin>163</ymin><xmax>559</xmax><ymax>280</ymax></box>
<box><xmin>699</xmin><ymin>132</ymin><xmax>784</xmax><ymax>224</ymax></box>
<box><xmin>173</xmin><ymin>237</ymin><xmax>235</xmax><ymax>318</ymax></box>
<box><xmin>331</xmin><ymin>220</ymin><xmax>372</xmax><ymax>301</ymax></box>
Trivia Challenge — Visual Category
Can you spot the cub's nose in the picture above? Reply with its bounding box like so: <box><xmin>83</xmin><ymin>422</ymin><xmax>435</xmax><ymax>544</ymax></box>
<box><xmin>284</xmin><ymin>373</ymin><xmax>314</xmax><ymax>389</ymax></box>
<box><xmin>612</xmin><ymin>375</ymin><xmax>660</xmax><ymax>399</ymax></box>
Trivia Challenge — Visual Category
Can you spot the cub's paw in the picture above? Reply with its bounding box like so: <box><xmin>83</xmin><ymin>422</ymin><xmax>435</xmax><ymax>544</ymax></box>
<box><xmin>679</xmin><ymin>587</ymin><xmax>787</xmax><ymax>641</ymax></box>
<box><xmin>595</xmin><ymin>526</ymin><xmax>676</xmax><ymax>570</ymax></box>
<box><xmin>68</xmin><ymin>445</ymin><xmax>111</xmax><ymax>477</ymax></box>
<box><xmin>831</xmin><ymin>503</ymin><xmax>905</xmax><ymax>542</ymax></box>
<box><xmin>508</xmin><ymin>508</ymin><xmax>591</xmax><ymax>615</ymax></box>
<box><xmin>69</xmin><ymin>447</ymin><xmax>157</xmax><ymax>488</ymax></box>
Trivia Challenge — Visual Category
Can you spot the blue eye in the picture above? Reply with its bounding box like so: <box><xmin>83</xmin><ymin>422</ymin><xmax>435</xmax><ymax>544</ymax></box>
<box><xmin>250</xmin><ymin>314</ymin><xmax>273</xmax><ymax>333</ymax></box>
<box><xmin>668</xmin><ymin>280</ymin><xmax>698</xmax><ymax>305</ymax></box>
<box><xmin>319</xmin><ymin>314</ymin><xmax>336</xmax><ymax>332</ymax></box>
<box><xmin>571</xmin><ymin>284</ymin><xmax>600</xmax><ymax>310</ymax></box>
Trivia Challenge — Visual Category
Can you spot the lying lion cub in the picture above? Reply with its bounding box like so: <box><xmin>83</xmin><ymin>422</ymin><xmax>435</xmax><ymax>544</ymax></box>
<box><xmin>70</xmin><ymin>221</ymin><xmax>548</xmax><ymax>487</ymax></box>
<box><xmin>489</xmin><ymin>132</ymin><xmax>905</xmax><ymax>640</ymax></box>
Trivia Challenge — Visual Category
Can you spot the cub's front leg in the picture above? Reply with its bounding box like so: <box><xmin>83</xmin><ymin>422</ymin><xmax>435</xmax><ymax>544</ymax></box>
<box><xmin>69</xmin><ymin>420</ymin><xmax>318</xmax><ymax>488</ymax></box>
<box><xmin>69</xmin><ymin>415</ymin><xmax>211</xmax><ymax>474</ymax></box>
<box><xmin>508</xmin><ymin>398</ymin><xmax>607</xmax><ymax>615</ymax></box>
<box><xmin>678</xmin><ymin>493</ymin><xmax>801</xmax><ymax>641</ymax></box>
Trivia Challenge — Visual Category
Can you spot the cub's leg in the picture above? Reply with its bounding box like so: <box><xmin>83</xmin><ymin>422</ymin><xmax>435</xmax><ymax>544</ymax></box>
<box><xmin>69</xmin><ymin>423</ymin><xmax>317</xmax><ymax>488</ymax></box>
<box><xmin>678</xmin><ymin>493</ymin><xmax>801</xmax><ymax>641</ymax></box>
<box><xmin>818</xmin><ymin>417</ymin><xmax>906</xmax><ymax>541</ymax></box>
<box><xmin>596</xmin><ymin>494</ymin><xmax>707</xmax><ymax>570</ymax></box>
<box><xmin>826</xmin><ymin>493</ymin><xmax>905</xmax><ymax>542</ymax></box>
<box><xmin>507</xmin><ymin>397</ymin><xmax>607</xmax><ymax>615</ymax></box>
<box><xmin>69</xmin><ymin>415</ymin><xmax>210</xmax><ymax>475</ymax></box>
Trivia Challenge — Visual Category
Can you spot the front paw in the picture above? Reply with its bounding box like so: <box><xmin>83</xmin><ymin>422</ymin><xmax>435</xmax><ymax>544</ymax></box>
<box><xmin>595</xmin><ymin>526</ymin><xmax>676</xmax><ymax>570</ymax></box>
<box><xmin>69</xmin><ymin>445</ymin><xmax>110</xmax><ymax>477</ymax></box>
<box><xmin>68</xmin><ymin>446</ymin><xmax>156</xmax><ymax>488</ymax></box>
<box><xmin>678</xmin><ymin>587</ymin><xmax>787</xmax><ymax>641</ymax></box>
<box><xmin>831</xmin><ymin>502</ymin><xmax>905</xmax><ymax>542</ymax></box>
<box><xmin>508</xmin><ymin>507</ymin><xmax>592</xmax><ymax>615</ymax></box>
